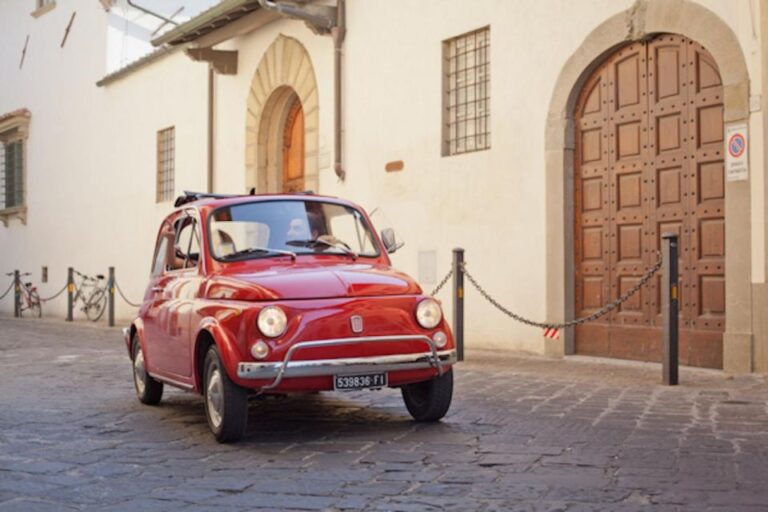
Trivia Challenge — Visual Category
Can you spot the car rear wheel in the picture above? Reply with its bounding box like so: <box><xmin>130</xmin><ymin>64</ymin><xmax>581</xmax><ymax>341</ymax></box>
<box><xmin>401</xmin><ymin>370</ymin><xmax>453</xmax><ymax>422</ymax></box>
<box><xmin>132</xmin><ymin>336</ymin><xmax>163</xmax><ymax>405</ymax></box>
<box><xmin>204</xmin><ymin>346</ymin><xmax>248</xmax><ymax>443</ymax></box>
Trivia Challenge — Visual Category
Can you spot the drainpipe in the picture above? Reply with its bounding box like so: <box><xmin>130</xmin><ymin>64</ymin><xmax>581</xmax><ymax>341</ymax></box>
<box><xmin>256</xmin><ymin>0</ymin><xmax>345</xmax><ymax>181</ymax></box>
<box><xmin>208</xmin><ymin>67</ymin><xmax>215</xmax><ymax>193</ymax></box>
<box><xmin>332</xmin><ymin>0</ymin><xmax>346</xmax><ymax>181</ymax></box>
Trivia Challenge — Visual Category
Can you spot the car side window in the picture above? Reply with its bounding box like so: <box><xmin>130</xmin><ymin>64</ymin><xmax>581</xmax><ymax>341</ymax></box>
<box><xmin>152</xmin><ymin>237</ymin><xmax>170</xmax><ymax>276</ymax></box>
<box><xmin>171</xmin><ymin>215</ymin><xmax>201</xmax><ymax>271</ymax></box>
<box><xmin>151</xmin><ymin>221</ymin><xmax>174</xmax><ymax>276</ymax></box>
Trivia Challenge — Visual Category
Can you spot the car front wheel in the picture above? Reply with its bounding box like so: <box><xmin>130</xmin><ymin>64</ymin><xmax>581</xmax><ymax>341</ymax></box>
<box><xmin>401</xmin><ymin>369</ymin><xmax>453</xmax><ymax>422</ymax></box>
<box><xmin>132</xmin><ymin>336</ymin><xmax>163</xmax><ymax>405</ymax></box>
<box><xmin>204</xmin><ymin>346</ymin><xmax>248</xmax><ymax>443</ymax></box>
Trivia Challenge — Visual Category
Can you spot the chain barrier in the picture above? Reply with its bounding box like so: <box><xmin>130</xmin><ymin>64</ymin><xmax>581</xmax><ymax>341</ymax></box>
<box><xmin>430</xmin><ymin>267</ymin><xmax>454</xmax><ymax>296</ymax></box>
<box><xmin>0</xmin><ymin>280</ymin><xmax>14</xmax><ymax>301</ymax></box>
<box><xmin>38</xmin><ymin>283</ymin><xmax>69</xmax><ymax>303</ymax></box>
<box><xmin>114</xmin><ymin>280</ymin><xmax>142</xmax><ymax>308</ymax></box>
<box><xmin>460</xmin><ymin>253</ymin><xmax>663</xmax><ymax>330</ymax></box>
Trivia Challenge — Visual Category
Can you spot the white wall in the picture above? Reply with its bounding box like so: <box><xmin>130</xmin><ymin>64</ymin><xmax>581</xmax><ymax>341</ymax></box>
<box><xmin>0</xmin><ymin>0</ymin><xmax>208</xmax><ymax>320</ymax></box>
<box><xmin>339</xmin><ymin>0</ymin><xmax>640</xmax><ymax>354</ymax></box>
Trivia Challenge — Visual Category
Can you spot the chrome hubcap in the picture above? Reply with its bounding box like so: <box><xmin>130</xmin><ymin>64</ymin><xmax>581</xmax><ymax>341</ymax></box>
<box><xmin>133</xmin><ymin>350</ymin><xmax>146</xmax><ymax>395</ymax></box>
<box><xmin>206</xmin><ymin>368</ymin><xmax>223</xmax><ymax>428</ymax></box>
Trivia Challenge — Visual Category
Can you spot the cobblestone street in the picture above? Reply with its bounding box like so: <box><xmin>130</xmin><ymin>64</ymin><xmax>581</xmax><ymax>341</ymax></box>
<box><xmin>1</xmin><ymin>317</ymin><xmax>767</xmax><ymax>511</ymax></box>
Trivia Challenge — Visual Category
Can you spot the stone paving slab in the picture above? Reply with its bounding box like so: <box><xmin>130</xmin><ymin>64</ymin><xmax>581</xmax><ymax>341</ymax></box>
<box><xmin>1</xmin><ymin>317</ymin><xmax>768</xmax><ymax>511</ymax></box>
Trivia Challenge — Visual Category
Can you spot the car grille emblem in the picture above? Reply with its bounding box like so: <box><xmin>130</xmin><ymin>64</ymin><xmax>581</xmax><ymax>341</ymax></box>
<box><xmin>350</xmin><ymin>315</ymin><xmax>364</xmax><ymax>333</ymax></box>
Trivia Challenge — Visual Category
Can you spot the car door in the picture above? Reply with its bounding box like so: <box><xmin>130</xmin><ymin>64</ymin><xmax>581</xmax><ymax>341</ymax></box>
<box><xmin>142</xmin><ymin>216</ymin><xmax>177</xmax><ymax>376</ymax></box>
<box><xmin>158</xmin><ymin>211</ymin><xmax>201</xmax><ymax>379</ymax></box>
<box><xmin>145</xmin><ymin>210</ymin><xmax>201</xmax><ymax>385</ymax></box>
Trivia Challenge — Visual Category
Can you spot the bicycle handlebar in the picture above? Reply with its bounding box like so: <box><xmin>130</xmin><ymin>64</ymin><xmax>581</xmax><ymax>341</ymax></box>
<box><xmin>5</xmin><ymin>272</ymin><xmax>31</xmax><ymax>277</ymax></box>
<box><xmin>75</xmin><ymin>272</ymin><xmax>102</xmax><ymax>283</ymax></box>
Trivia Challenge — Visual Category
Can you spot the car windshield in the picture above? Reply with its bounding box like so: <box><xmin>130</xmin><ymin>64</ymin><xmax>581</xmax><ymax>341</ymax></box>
<box><xmin>209</xmin><ymin>200</ymin><xmax>380</xmax><ymax>261</ymax></box>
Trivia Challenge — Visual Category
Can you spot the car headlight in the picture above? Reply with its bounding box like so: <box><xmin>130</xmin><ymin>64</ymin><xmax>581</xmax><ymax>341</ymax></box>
<box><xmin>257</xmin><ymin>306</ymin><xmax>287</xmax><ymax>338</ymax></box>
<box><xmin>416</xmin><ymin>298</ymin><xmax>442</xmax><ymax>329</ymax></box>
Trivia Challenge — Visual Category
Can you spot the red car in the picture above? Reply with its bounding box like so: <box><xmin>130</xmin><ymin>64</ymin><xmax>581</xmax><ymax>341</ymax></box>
<box><xmin>124</xmin><ymin>192</ymin><xmax>457</xmax><ymax>442</ymax></box>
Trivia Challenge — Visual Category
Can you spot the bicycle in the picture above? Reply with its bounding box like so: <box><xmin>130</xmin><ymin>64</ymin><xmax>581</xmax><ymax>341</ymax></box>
<box><xmin>72</xmin><ymin>270</ymin><xmax>108</xmax><ymax>321</ymax></box>
<box><xmin>6</xmin><ymin>272</ymin><xmax>42</xmax><ymax>318</ymax></box>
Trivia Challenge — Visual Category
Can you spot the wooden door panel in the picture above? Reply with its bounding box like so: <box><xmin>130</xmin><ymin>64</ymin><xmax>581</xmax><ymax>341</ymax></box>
<box><xmin>608</xmin><ymin>42</ymin><xmax>648</xmax><ymax>337</ymax></box>
<box><xmin>687</xmin><ymin>42</ymin><xmax>725</xmax><ymax>336</ymax></box>
<box><xmin>574</xmin><ymin>34</ymin><xmax>725</xmax><ymax>368</ymax></box>
<box><xmin>574</xmin><ymin>68</ymin><xmax>612</xmax><ymax>351</ymax></box>
<box><xmin>282</xmin><ymin>98</ymin><xmax>305</xmax><ymax>193</ymax></box>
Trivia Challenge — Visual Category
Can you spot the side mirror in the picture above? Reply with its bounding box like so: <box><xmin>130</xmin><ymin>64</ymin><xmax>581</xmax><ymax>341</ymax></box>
<box><xmin>381</xmin><ymin>228</ymin><xmax>405</xmax><ymax>254</ymax></box>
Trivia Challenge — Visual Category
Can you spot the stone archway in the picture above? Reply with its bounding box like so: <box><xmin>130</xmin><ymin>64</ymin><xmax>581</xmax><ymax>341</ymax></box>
<box><xmin>543</xmin><ymin>0</ymin><xmax>752</xmax><ymax>373</ymax></box>
<box><xmin>245</xmin><ymin>35</ymin><xmax>319</xmax><ymax>194</ymax></box>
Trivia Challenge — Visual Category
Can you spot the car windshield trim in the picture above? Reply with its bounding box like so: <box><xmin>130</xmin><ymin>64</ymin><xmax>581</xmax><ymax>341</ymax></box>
<box><xmin>206</xmin><ymin>198</ymin><xmax>381</xmax><ymax>264</ymax></box>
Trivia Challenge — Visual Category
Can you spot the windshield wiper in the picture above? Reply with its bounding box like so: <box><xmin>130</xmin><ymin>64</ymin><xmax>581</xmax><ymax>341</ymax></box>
<box><xmin>286</xmin><ymin>237</ymin><xmax>358</xmax><ymax>259</ymax></box>
<box><xmin>221</xmin><ymin>246</ymin><xmax>296</xmax><ymax>261</ymax></box>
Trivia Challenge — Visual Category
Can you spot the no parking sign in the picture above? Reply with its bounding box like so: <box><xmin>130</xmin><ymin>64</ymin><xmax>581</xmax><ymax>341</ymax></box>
<box><xmin>725</xmin><ymin>124</ymin><xmax>748</xmax><ymax>182</ymax></box>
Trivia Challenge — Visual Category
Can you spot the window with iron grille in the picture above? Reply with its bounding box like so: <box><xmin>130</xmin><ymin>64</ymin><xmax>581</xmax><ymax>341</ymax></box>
<box><xmin>156</xmin><ymin>127</ymin><xmax>175</xmax><ymax>203</ymax></box>
<box><xmin>0</xmin><ymin>140</ymin><xmax>24</xmax><ymax>210</ymax></box>
<box><xmin>0</xmin><ymin>109</ymin><xmax>30</xmax><ymax>226</ymax></box>
<box><xmin>443</xmin><ymin>27</ymin><xmax>490</xmax><ymax>156</ymax></box>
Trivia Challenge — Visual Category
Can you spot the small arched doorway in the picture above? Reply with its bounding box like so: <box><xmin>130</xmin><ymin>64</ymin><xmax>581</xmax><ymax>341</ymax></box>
<box><xmin>245</xmin><ymin>35</ymin><xmax>320</xmax><ymax>195</ymax></box>
<box><xmin>573</xmin><ymin>33</ymin><xmax>725</xmax><ymax>368</ymax></box>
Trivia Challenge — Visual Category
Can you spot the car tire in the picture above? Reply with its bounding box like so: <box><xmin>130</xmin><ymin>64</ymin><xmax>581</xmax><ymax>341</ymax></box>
<box><xmin>401</xmin><ymin>369</ymin><xmax>453</xmax><ymax>422</ymax></box>
<box><xmin>204</xmin><ymin>346</ymin><xmax>248</xmax><ymax>443</ymax></box>
<box><xmin>132</xmin><ymin>336</ymin><xmax>163</xmax><ymax>405</ymax></box>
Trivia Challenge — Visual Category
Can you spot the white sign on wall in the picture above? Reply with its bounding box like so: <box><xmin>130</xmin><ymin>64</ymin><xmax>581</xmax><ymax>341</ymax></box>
<box><xmin>725</xmin><ymin>124</ymin><xmax>748</xmax><ymax>182</ymax></box>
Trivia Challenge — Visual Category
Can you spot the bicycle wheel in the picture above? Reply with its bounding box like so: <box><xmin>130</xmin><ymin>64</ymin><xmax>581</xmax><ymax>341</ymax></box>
<box><xmin>85</xmin><ymin>288</ymin><xmax>107</xmax><ymax>321</ymax></box>
<box><xmin>29</xmin><ymin>291</ymin><xmax>42</xmax><ymax>318</ymax></box>
<box><xmin>20</xmin><ymin>290</ymin><xmax>42</xmax><ymax>318</ymax></box>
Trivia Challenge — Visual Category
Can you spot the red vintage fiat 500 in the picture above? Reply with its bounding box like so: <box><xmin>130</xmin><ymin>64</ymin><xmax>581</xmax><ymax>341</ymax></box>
<box><xmin>124</xmin><ymin>192</ymin><xmax>456</xmax><ymax>442</ymax></box>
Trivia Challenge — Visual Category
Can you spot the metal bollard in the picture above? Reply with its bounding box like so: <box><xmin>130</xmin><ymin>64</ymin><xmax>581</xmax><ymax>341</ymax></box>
<box><xmin>66</xmin><ymin>267</ymin><xmax>74</xmax><ymax>322</ymax></box>
<box><xmin>662</xmin><ymin>233</ymin><xmax>679</xmax><ymax>385</ymax></box>
<box><xmin>13</xmin><ymin>270</ymin><xmax>20</xmax><ymax>318</ymax></box>
<box><xmin>453</xmin><ymin>248</ymin><xmax>465</xmax><ymax>362</ymax></box>
<box><xmin>108</xmin><ymin>267</ymin><xmax>115</xmax><ymax>327</ymax></box>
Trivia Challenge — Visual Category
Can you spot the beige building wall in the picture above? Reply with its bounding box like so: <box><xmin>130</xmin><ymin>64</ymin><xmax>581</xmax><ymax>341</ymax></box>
<box><xmin>0</xmin><ymin>0</ymin><xmax>766</xmax><ymax>371</ymax></box>
<box><xmin>338</xmin><ymin>0</ymin><xmax>765</xmax><ymax>364</ymax></box>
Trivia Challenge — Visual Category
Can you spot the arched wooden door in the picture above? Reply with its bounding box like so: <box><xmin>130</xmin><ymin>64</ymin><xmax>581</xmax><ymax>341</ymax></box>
<box><xmin>282</xmin><ymin>97</ymin><xmax>305</xmax><ymax>193</ymax></box>
<box><xmin>574</xmin><ymin>34</ymin><xmax>725</xmax><ymax>368</ymax></box>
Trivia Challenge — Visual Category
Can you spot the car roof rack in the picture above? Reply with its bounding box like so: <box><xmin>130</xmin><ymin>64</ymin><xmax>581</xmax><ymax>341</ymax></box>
<box><xmin>174</xmin><ymin>191</ymin><xmax>239</xmax><ymax>207</ymax></box>
<box><xmin>174</xmin><ymin>189</ymin><xmax>319</xmax><ymax>207</ymax></box>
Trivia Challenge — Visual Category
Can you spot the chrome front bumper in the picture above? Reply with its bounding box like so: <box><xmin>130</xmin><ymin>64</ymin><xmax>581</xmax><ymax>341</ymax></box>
<box><xmin>236</xmin><ymin>334</ymin><xmax>456</xmax><ymax>391</ymax></box>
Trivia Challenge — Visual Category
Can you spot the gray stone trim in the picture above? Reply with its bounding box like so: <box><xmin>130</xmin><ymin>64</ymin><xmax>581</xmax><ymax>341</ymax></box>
<box><xmin>544</xmin><ymin>0</ymin><xmax>753</xmax><ymax>372</ymax></box>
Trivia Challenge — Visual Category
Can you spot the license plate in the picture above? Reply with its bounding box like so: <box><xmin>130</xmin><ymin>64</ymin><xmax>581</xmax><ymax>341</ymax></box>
<box><xmin>333</xmin><ymin>373</ymin><xmax>388</xmax><ymax>391</ymax></box>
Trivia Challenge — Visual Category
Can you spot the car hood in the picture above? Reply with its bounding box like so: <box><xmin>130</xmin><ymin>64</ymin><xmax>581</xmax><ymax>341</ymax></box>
<box><xmin>206</xmin><ymin>263</ymin><xmax>421</xmax><ymax>301</ymax></box>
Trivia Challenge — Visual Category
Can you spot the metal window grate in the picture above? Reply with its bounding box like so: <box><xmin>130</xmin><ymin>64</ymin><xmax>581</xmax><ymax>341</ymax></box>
<box><xmin>156</xmin><ymin>126</ymin><xmax>175</xmax><ymax>203</ymax></box>
<box><xmin>443</xmin><ymin>26</ymin><xmax>490</xmax><ymax>156</ymax></box>
<box><xmin>0</xmin><ymin>140</ymin><xmax>24</xmax><ymax>210</ymax></box>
